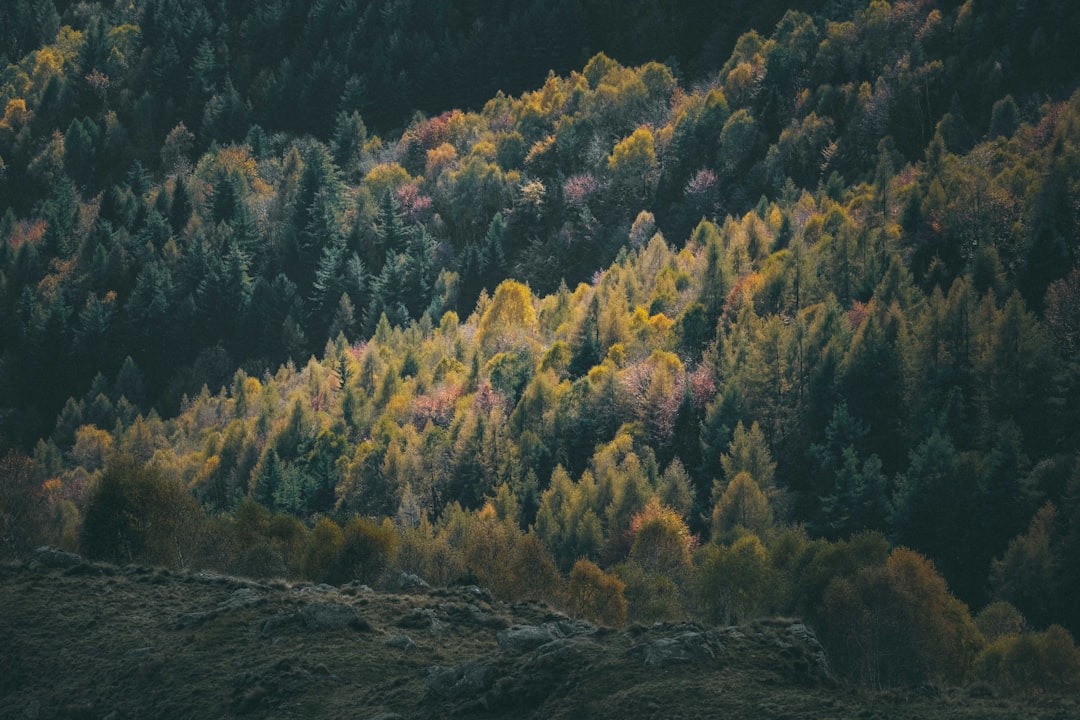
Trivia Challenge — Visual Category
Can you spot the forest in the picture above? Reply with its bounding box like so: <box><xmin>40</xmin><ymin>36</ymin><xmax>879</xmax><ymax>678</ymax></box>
<box><xmin>2</xmin><ymin>0</ymin><xmax>1080</xmax><ymax>694</ymax></box>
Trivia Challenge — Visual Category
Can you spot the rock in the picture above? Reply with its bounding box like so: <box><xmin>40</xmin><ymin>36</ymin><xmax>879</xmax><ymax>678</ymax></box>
<box><xmin>424</xmin><ymin>661</ymin><xmax>493</xmax><ymax>700</ymax></box>
<box><xmin>219</xmin><ymin>588</ymin><xmax>262</xmax><ymax>610</ymax></box>
<box><xmin>497</xmin><ymin>624</ymin><xmax>561</xmax><ymax>653</ymax></box>
<box><xmin>23</xmin><ymin>699</ymin><xmax>40</xmax><ymax>719</ymax></box>
<box><xmin>300</xmin><ymin>603</ymin><xmax>365</xmax><ymax>631</ymax></box>
<box><xmin>467</xmin><ymin>604</ymin><xmax>508</xmax><ymax>629</ymax></box>
<box><xmin>296</xmin><ymin>583</ymin><xmax>337</xmax><ymax>594</ymax></box>
<box><xmin>437</xmin><ymin>601</ymin><xmax>509</xmax><ymax>630</ymax></box>
<box><xmin>30</xmin><ymin>546</ymin><xmax>82</xmax><ymax>569</ymax></box>
<box><xmin>384</xmin><ymin>635</ymin><xmax>415</xmax><ymax>650</ymax></box>
<box><xmin>191</xmin><ymin>571</ymin><xmax>231</xmax><ymax>585</ymax></box>
<box><xmin>549</xmin><ymin>619</ymin><xmax>595</xmax><ymax>637</ymax></box>
<box><xmin>786</xmin><ymin>623</ymin><xmax>831</xmax><ymax>679</ymax></box>
<box><xmin>641</xmin><ymin>631</ymin><xmax>721</xmax><ymax>667</ymax></box>
<box><xmin>461</xmin><ymin>585</ymin><xmax>493</xmax><ymax>602</ymax></box>
<box><xmin>398</xmin><ymin>573</ymin><xmax>430</xmax><ymax>592</ymax></box>
<box><xmin>498</xmin><ymin>620</ymin><xmax>596</xmax><ymax>654</ymax></box>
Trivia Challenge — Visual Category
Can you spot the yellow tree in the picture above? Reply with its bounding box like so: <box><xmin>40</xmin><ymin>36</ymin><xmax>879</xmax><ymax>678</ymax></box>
<box><xmin>711</xmin><ymin>471</ymin><xmax>773</xmax><ymax>542</ymax></box>
<box><xmin>476</xmin><ymin>280</ymin><xmax>539</xmax><ymax>356</ymax></box>
<box><xmin>566</xmin><ymin>558</ymin><xmax>628</xmax><ymax>627</ymax></box>
<box><xmin>608</xmin><ymin>126</ymin><xmax>658</xmax><ymax>208</ymax></box>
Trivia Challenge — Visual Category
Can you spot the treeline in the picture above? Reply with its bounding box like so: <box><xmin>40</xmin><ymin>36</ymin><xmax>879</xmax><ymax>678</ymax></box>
<box><xmin>1</xmin><ymin>0</ymin><xmax>1080</xmax><ymax>694</ymax></box>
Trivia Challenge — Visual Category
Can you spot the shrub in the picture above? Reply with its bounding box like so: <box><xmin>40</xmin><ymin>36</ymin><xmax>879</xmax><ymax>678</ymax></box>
<box><xmin>694</xmin><ymin>533</ymin><xmax>775</xmax><ymax>625</ymax></box>
<box><xmin>616</xmin><ymin>562</ymin><xmax>684</xmax><ymax>624</ymax></box>
<box><xmin>0</xmin><ymin>451</ymin><xmax>45</xmax><ymax>560</ymax></box>
<box><xmin>565</xmin><ymin>558</ymin><xmax>628</xmax><ymax>628</ymax></box>
<box><xmin>80</xmin><ymin>455</ymin><xmax>204</xmax><ymax>568</ymax></box>
<box><xmin>976</xmin><ymin>601</ymin><xmax>1025</xmax><ymax>642</ymax></box>
<box><xmin>301</xmin><ymin>517</ymin><xmax>344</xmax><ymax>582</ymax></box>
<box><xmin>817</xmin><ymin>547</ymin><xmax>981</xmax><ymax>688</ymax></box>
<box><xmin>327</xmin><ymin>516</ymin><xmax>398</xmax><ymax>585</ymax></box>
<box><xmin>977</xmin><ymin>625</ymin><xmax>1080</xmax><ymax>695</ymax></box>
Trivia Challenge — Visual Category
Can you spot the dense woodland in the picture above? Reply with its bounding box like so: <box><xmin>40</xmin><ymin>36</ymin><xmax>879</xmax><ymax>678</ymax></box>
<box><xmin>2</xmin><ymin>0</ymin><xmax>1080</xmax><ymax>694</ymax></box>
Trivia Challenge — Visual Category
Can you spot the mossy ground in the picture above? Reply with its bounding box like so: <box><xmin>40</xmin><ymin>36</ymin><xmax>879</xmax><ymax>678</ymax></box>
<box><xmin>0</xmin><ymin>562</ymin><xmax>1074</xmax><ymax>720</ymax></box>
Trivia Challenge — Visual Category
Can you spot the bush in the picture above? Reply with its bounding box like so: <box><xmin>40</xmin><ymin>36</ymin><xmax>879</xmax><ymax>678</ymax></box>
<box><xmin>976</xmin><ymin>601</ymin><xmax>1025</xmax><ymax>642</ymax></box>
<box><xmin>565</xmin><ymin>558</ymin><xmax>628</xmax><ymax>628</ymax></box>
<box><xmin>817</xmin><ymin>547</ymin><xmax>981</xmax><ymax>688</ymax></box>
<box><xmin>80</xmin><ymin>456</ymin><xmax>204</xmax><ymax>568</ymax></box>
<box><xmin>694</xmin><ymin>533</ymin><xmax>776</xmax><ymax>626</ymax></box>
<box><xmin>327</xmin><ymin>516</ymin><xmax>398</xmax><ymax>585</ymax></box>
<box><xmin>616</xmin><ymin>562</ymin><xmax>684</xmax><ymax>624</ymax></box>
<box><xmin>301</xmin><ymin>517</ymin><xmax>344</xmax><ymax>582</ymax></box>
<box><xmin>977</xmin><ymin>625</ymin><xmax>1080</xmax><ymax>695</ymax></box>
<box><xmin>0</xmin><ymin>451</ymin><xmax>45</xmax><ymax>560</ymax></box>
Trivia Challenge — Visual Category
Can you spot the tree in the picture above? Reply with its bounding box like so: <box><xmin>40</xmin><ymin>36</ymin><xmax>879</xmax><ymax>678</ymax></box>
<box><xmin>819</xmin><ymin>547</ymin><xmax>981</xmax><ymax>687</ymax></box>
<box><xmin>301</xmin><ymin>517</ymin><xmax>344</xmax><ymax>582</ymax></box>
<box><xmin>712</xmin><ymin>472</ymin><xmax>772</xmax><ymax>542</ymax></box>
<box><xmin>695</xmin><ymin>534</ymin><xmax>774</xmax><ymax>625</ymax></box>
<box><xmin>990</xmin><ymin>503</ymin><xmax>1060</xmax><ymax>629</ymax></box>
<box><xmin>570</xmin><ymin>294</ymin><xmax>602</xmax><ymax>378</ymax></box>
<box><xmin>80</xmin><ymin>456</ymin><xmax>204</xmax><ymax>568</ymax></box>
<box><xmin>565</xmin><ymin>558</ymin><xmax>628</xmax><ymax>628</ymax></box>
<box><xmin>607</xmin><ymin>126</ymin><xmax>658</xmax><ymax>208</ymax></box>
<box><xmin>977</xmin><ymin>625</ymin><xmax>1080</xmax><ymax>695</ymax></box>
<box><xmin>988</xmin><ymin>95</ymin><xmax>1019</xmax><ymax>139</ymax></box>
<box><xmin>327</xmin><ymin>516</ymin><xmax>397</xmax><ymax>585</ymax></box>
<box><xmin>628</xmin><ymin>497</ymin><xmax>694</xmax><ymax>576</ymax></box>
<box><xmin>476</xmin><ymin>280</ymin><xmax>538</xmax><ymax>356</ymax></box>
<box><xmin>720</xmin><ymin>421</ymin><xmax>776</xmax><ymax>489</ymax></box>
<box><xmin>0</xmin><ymin>451</ymin><xmax>45</xmax><ymax>560</ymax></box>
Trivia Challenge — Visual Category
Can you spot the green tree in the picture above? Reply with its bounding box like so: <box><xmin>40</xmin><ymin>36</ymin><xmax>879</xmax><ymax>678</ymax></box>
<box><xmin>328</xmin><ymin>516</ymin><xmax>398</xmax><ymax>585</ymax></box>
<box><xmin>302</xmin><ymin>516</ymin><xmax>344</xmax><ymax>582</ymax></box>
<box><xmin>990</xmin><ymin>503</ymin><xmax>1060</xmax><ymax>629</ymax></box>
<box><xmin>720</xmin><ymin>421</ymin><xmax>776</xmax><ymax>489</ymax></box>
<box><xmin>0</xmin><ymin>451</ymin><xmax>45</xmax><ymax>560</ymax></box>
<box><xmin>80</xmin><ymin>456</ymin><xmax>204</xmax><ymax>567</ymax></box>
<box><xmin>711</xmin><ymin>472</ymin><xmax>773</xmax><ymax>542</ymax></box>
<box><xmin>696</xmin><ymin>534</ymin><xmax>774</xmax><ymax>625</ymax></box>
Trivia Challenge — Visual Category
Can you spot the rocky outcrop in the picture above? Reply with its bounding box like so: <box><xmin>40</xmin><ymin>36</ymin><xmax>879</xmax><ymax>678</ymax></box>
<box><xmin>496</xmin><ymin>619</ymin><xmax>596</xmax><ymax>654</ymax></box>
<box><xmin>397</xmin><ymin>573</ymin><xmax>431</xmax><ymax>592</ymax></box>
<box><xmin>29</xmin><ymin>546</ymin><xmax>83</xmax><ymax>569</ymax></box>
<box><xmin>640</xmin><ymin>629</ymin><xmax>725</xmax><ymax>667</ymax></box>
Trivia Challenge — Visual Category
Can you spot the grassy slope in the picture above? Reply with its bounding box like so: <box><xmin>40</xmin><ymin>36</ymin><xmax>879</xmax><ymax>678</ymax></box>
<box><xmin>2</xmin><ymin>560</ymin><xmax>1074</xmax><ymax>720</ymax></box>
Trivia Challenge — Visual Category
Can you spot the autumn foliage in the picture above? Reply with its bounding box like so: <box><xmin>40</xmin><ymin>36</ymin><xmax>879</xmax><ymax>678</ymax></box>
<box><xmin>1</xmin><ymin>0</ymin><xmax>1079</xmax><ymax>695</ymax></box>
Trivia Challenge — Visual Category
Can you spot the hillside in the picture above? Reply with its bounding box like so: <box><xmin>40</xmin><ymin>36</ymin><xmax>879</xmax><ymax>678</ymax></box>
<box><xmin>3</xmin><ymin>0</ymin><xmax>1080</xmax><ymax>702</ymax></box>
<box><xmin>1</xmin><ymin>552</ymin><xmax>1068</xmax><ymax>720</ymax></box>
